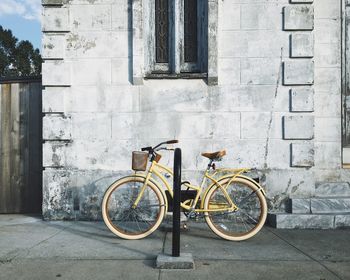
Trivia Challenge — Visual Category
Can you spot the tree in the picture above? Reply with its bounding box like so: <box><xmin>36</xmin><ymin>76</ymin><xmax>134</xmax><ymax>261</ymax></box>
<box><xmin>0</xmin><ymin>26</ymin><xmax>42</xmax><ymax>78</ymax></box>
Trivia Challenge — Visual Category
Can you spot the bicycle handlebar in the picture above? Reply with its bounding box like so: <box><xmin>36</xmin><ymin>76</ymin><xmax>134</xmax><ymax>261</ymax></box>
<box><xmin>141</xmin><ymin>140</ymin><xmax>179</xmax><ymax>153</ymax></box>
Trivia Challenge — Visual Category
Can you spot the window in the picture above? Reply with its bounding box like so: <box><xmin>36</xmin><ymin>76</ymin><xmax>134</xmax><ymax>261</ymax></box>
<box><xmin>145</xmin><ymin>0</ymin><xmax>208</xmax><ymax>78</ymax></box>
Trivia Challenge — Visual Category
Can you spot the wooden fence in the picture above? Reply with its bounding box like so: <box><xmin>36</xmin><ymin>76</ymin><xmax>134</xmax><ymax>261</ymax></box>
<box><xmin>0</xmin><ymin>77</ymin><xmax>42</xmax><ymax>213</ymax></box>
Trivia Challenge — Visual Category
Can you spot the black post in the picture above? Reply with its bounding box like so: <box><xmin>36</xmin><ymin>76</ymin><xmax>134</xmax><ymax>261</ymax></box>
<box><xmin>172</xmin><ymin>148</ymin><xmax>181</xmax><ymax>257</ymax></box>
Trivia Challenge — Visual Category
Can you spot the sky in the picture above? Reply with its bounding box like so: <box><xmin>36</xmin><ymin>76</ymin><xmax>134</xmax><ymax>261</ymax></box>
<box><xmin>0</xmin><ymin>0</ymin><xmax>41</xmax><ymax>51</ymax></box>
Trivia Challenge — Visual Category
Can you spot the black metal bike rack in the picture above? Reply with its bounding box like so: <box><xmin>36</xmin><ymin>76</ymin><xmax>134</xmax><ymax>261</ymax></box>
<box><xmin>172</xmin><ymin>148</ymin><xmax>181</xmax><ymax>257</ymax></box>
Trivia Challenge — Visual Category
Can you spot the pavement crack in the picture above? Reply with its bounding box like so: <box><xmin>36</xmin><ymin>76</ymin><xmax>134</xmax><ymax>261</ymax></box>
<box><xmin>265</xmin><ymin>227</ymin><xmax>344</xmax><ymax>280</ymax></box>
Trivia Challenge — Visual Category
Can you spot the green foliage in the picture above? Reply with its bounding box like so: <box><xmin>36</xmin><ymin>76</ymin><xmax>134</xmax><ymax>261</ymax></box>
<box><xmin>0</xmin><ymin>26</ymin><xmax>42</xmax><ymax>78</ymax></box>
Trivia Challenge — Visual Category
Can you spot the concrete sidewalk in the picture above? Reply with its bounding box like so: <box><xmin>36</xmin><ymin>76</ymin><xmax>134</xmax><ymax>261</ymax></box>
<box><xmin>0</xmin><ymin>215</ymin><xmax>349</xmax><ymax>280</ymax></box>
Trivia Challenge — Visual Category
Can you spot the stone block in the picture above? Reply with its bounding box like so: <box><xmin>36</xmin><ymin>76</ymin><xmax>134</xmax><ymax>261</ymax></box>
<box><xmin>290</xmin><ymin>88</ymin><xmax>314</xmax><ymax>112</ymax></box>
<box><xmin>315</xmin><ymin>117</ymin><xmax>341</xmax><ymax>141</ymax></box>
<box><xmin>141</xmin><ymin>80</ymin><xmax>209</xmax><ymax>113</ymax></box>
<box><xmin>241</xmin><ymin>4</ymin><xmax>282</xmax><ymax>30</ymax></box>
<box><xmin>43</xmin><ymin>87</ymin><xmax>69</xmax><ymax>113</ymax></box>
<box><xmin>71</xmin><ymin>59</ymin><xmax>111</xmax><ymax>86</ymax></box>
<box><xmin>311</xmin><ymin>198</ymin><xmax>350</xmax><ymax>213</ymax></box>
<box><xmin>70</xmin><ymin>5</ymin><xmax>111</xmax><ymax>31</ymax></box>
<box><xmin>290</xmin><ymin>0</ymin><xmax>313</xmax><ymax>3</ymax></box>
<box><xmin>220</xmin><ymin>31</ymin><xmax>289</xmax><ymax>58</ymax></box>
<box><xmin>314</xmin><ymin>19</ymin><xmax>340</xmax><ymax>44</ymax></box>
<box><xmin>291</xmin><ymin>142</ymin><xmax>314</xmax><ymax>167</ymax></box>
<box><xmin>315</xmin><ymin>0</ymin><xmax>341</xmax><ymax>19</ymax></box>
<box><xmin>241</xmin><ymin>112</ymin><xmax>281</xmax><ymax>139</ymax></box>
<box><xmin>42</xmin><ymin>34</ymin><xmax>65</xmax><ymax>59</ymax></box>
<box><xmin>315</xmin><ymin>182</ymin><xmax>350</xmax><ymax>197</ymax></box>
<box><xmin>290</xmin><ymin>33</ymin><xmax>314</xmax><ymax>58</ymax></box>
<box><xmin>111</xmin><ymin>58</ymin><xmax>130</xmax><ymax>85</ymax></box>
<box><xmin>314</xmin><ymin>142</ymin><xmax>341</xmax><ymax>169</ymax></box>
<box><xmin>43</xmin><ymin>142</ymin><xmax>69</xmax><ymax>167</ymax></box>
<box><xmin>219</xmin><ymin>3</ymin><xmax>240</xmax><ymax>30</ymax></box>
<box><xmin>343</xmin><ymin>147</ymin><xmax>350</xmax><ymax>165</ymax></box>
<box><xmin>267</xmin><ymin>213</ymin><xmax>334</xmax><ymax>229</ymax></box>
<box><xmin>314</xmin><ymin>43</ymin><xmax>341</xmax><ymax>68</ymax></box>
<box><xmin>283</xmin><ymin>60</ymin><xmax>314</xmax><ymax>85</ymax></box>
<box><xmin>66</xmin><ymin>31</ymin><xmax>128</xmax><ymax>59</ymax></box>
<box><xmin>112</xmin><ymin>2</ymin><xmax>129</xmax><ymax>31</ymax></box>
<box><xmin>218</xmin><ymin>58</ymin><xmax>240</xmax><ymax>85</ymax></box>
<box><xmin>42</xmin><ymin>7</ymin><xmax>69</xmax><ymax>32</ymax></box>
<box><xmin>334</xmin><ymin>215</ymin><xmax>350</xmax><ymax>228</ymax></box>
<box><xmin>314</xmin><ymin>93</ymin><xmax>341</xmax><ymax>117</ymax></box>
<box><xmin>283</xmin><ymin>116</ymin><xmax>314</xmax><ymax>140</ymax></box>
<box><xmin>156</xmin><ymin>253</ymin><xmax>194</xmax><ymax>269</ymax></box>
<box><xmin>71</xmin><ymin>113</ymin><xmax>112</xmax><ymax>140</ymax></box>
<box><xmin>42</xmin><ymin>61</ymin><xmax>71</xmax><ymax>86</ymax></box>
<box><xmin>289</xmin><ymin>198</ymin><xmax>311</xmax><ymax>214</ymax></box>
<box><xmin>314</xmin><ymin>68</ymin><xmax>341</xmax><ymax>93</ymax></box>
<box><xmin>241</xmin><ymin>58</ymin><xmax>280</xmax><ymax>85</ymax></box>
<box><xmin>43</xmin><ymin>115</ymin><xmax>72</xmax><ymax>140</ymax></box>
<box><xmin>284</xmin><ymin>6</ymin><xmax>314</xmax><ymax>30</ymax></box>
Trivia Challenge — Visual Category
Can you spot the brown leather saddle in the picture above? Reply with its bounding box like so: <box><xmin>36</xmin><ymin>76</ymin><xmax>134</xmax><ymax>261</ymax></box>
<box><xmin>201</xmin><ymin>150</ymin><xmax>226</xmax><ymax>160</ymax></box>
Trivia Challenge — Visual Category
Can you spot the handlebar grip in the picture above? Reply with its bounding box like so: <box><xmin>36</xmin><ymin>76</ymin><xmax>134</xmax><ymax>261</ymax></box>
<box><xmin>166</xmin><ymin>140</ymin><xmax>179</xmax><ymax>144</ymax></box>
<box><xmin>141</xmin><ymin>146</ymin><xmax>152</xmax><ymax>151</ymax></box>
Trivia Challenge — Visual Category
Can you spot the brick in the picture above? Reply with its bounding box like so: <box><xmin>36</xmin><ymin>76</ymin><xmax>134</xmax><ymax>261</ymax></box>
<box><xmin>43</xmin><ymin>115</ymin><xmax>72</xmax><ymax>140</ymax></box>
<box><xmin>334</xmin><ymin>215</ymin><xmax>350</xmax><ymax>228</ymax></box>
<box><xmin>290</xmin><ymin>33</ymin><xmax>314</xmax><ymax>58</ymax></box>
<box><xmin>314</xmin><ymin>93</ymin><xmax>341</xmax><ymax>118</ymax></box>
<box><xmin>284</xmin><ymin>6</ymin><xmax>314</xmax><ymax>30</ymax></box>
<box><xmin>42</xmin><ymin>34</ymin><xmax>65</xmax><ymax>59</ymax></box>
<box><xmin>111</xmin><ymin>58</ymin><xmax>130</xmax><ymax>85</ymax></box>
<box><xmin>290</xmin><ymin>88</ymin><xmax>314</xmax><ymax>112</ymax></box>
<box><xmin>314</xmin><ymin>19</ymin><xmax>340</xmax><ymax>44</ymax></box>
<box><xmin>42</xmin><ymin>7</ymin><xmax>69</xmax><ymax>32</ymax></box>
<box><xmin>42</xmin><ymin>61</ymin><xmax>71</xmax><ymax>86</ymax></box>
<box><xmin>314</xmin><ymin>68</ymin><xmax>341</xmax><ymax>93</ymax></box>
<box><xmin>314</xmin><ymin>43</ymin><xmax>341</xmax><ymax>67</ymax></box>
<box><xmin>290</xmin><ymin>0</ymin><xmax>313</xmax><ymax>2</ymax></box>
<box><xmin>43</xmin><ymin>87</ymin><xmax>69</xmax><ymax>113</ymax></box>
<box><xmin>283</xmin><ymin>60</ymin><xmax>314</xmax><ymax>85</ymax></box>
<box><xmin>283</xmin><ymin>116</ymin><xmax>314</xmax><ymax>140</ymax></box>
<box><xmin>315</xmin><ymin>0</ymin><xmax>341</xmax><ymax>19</ymax></box>
<box><xmin>112</xmin><ymin>2</ymin><xmax>129</xmax><ymax>31</ymax></box>
<box><xmin>291</xmin><ymin>142</ymin><xmax>314</xmax><ymax>167</ymax></box>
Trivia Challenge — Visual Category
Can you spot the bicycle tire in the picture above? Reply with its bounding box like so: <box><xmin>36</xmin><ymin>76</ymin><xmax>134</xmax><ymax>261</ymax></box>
<box><xmin>204</xmin><ymin>177</ymin><xmax>267</xmax><ymax>241</ymax></box>
<box><xmin>102</xmin><ymin>176</ymin><xmax>166</xmax><ymax>240</ymax></box>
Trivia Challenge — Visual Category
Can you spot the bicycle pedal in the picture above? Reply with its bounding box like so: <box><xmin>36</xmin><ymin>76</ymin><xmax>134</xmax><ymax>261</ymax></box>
<box><xmin>181</xmin><ymin>222</ymin><xmax>189</xmax><ymax>230</ymax></box>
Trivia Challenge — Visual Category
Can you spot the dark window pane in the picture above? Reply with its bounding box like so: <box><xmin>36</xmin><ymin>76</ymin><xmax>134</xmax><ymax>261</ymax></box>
<box><xmin>184</xmin><ymin>0</ymin><xmax>197</xmax><ymax>63</ymax></box>
<box><xmin>155</xmin><ymin>0</ymin><xmax>169</xmax><ymax>63</ymax></box>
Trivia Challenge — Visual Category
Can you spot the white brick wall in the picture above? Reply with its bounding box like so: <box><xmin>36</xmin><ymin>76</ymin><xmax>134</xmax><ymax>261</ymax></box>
<box><xmin>41</xmin><ymin>0</ymin><xmax>344</xmax><ymax>218</ymax></box>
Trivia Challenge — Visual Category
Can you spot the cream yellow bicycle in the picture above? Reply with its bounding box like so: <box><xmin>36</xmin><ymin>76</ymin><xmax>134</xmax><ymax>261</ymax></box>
<box><xmin>102</xmin><ymin>140</ymin><xmax>267</xmax><ymax>241</ymax></box>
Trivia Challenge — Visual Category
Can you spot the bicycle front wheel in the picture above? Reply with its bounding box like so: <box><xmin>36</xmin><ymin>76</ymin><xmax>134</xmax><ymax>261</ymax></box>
<box><xmin>204</xmin><ymin>177</ymin><xmax>267</xmax><ymax>241</ymax></box>
<box><xmin>102</xmin><ymin>176</ymin><xmax>166</xmax><ymax>240</ymax></box>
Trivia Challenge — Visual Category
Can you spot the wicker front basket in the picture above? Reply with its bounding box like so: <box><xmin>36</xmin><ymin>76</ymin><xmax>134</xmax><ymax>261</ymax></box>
<box><xmin>132</xmin><ymin>151</ymin><xmax>148</xmax><ymax>171</ymax></box>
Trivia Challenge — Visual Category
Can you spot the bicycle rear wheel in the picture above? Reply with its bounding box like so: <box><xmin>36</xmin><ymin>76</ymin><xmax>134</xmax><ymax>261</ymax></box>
<box><xmin>204</xmin><ymin>177</ymin><xmax>267</xmax><ymax>241</ymax></box>
<box><xmin>102</xmin><ymin>176</ymin><xmax>166</xmax><ymax>240</ymax></box>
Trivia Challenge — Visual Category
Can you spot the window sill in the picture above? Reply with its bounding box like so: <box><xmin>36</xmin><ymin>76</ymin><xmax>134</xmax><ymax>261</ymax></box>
<box><xmin>144</xmin><ymin>73</ymin><xmax>208</xmax><ymax>80</ymax></box>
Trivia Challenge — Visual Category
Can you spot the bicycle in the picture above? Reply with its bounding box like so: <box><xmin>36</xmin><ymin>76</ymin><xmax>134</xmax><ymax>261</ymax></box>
<box><xmin>102</xmin><ymin>140</ymin><xmax>267</xmax><ymax>241</ymax></box>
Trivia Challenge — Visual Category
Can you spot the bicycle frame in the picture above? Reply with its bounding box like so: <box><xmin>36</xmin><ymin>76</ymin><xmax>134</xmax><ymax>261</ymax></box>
<box><xmin>132</xmin><ymin>160</ymin><xmax>251</xmax><ymax>213</ymax></box>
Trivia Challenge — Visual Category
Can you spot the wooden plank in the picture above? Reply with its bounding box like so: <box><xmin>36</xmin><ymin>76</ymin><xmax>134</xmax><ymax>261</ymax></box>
<box><xmin>10</xmin><ymin>83</ymin><xmax>22</xmax><ymax>213</ymax></box>
<box><xmin>0</xmin><ymin>84</ymin><xmax>12</xmax><ymax>213</ymax></box>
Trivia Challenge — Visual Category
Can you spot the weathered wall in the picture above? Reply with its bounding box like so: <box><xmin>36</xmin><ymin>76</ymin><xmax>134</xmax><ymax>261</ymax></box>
<box><xmin>41</xmin><ymin>0</ymin><xmax>344</xmax><ymax>220</ymax></box>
